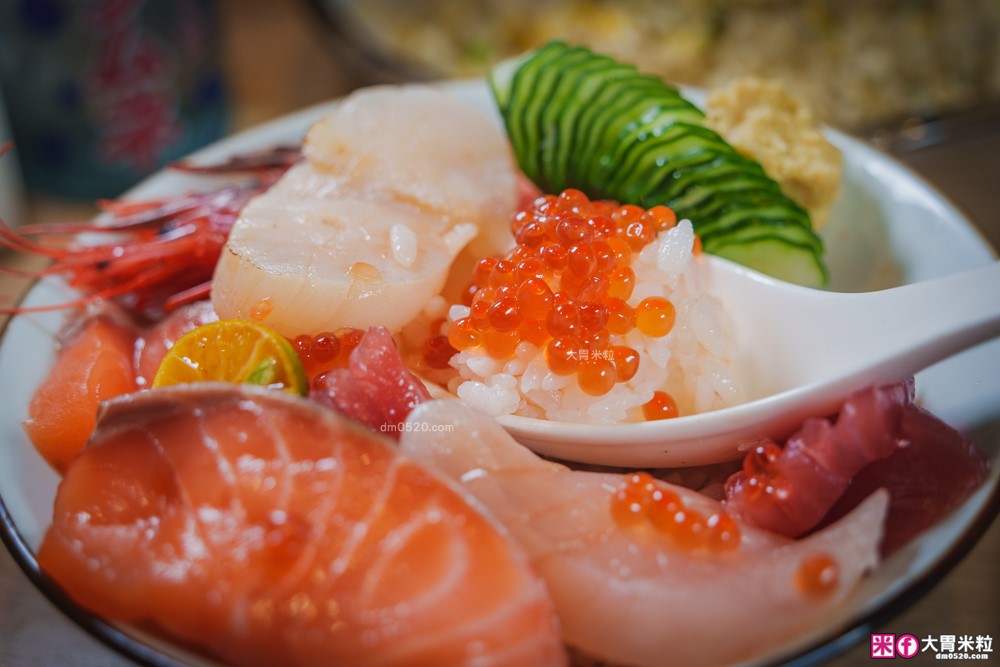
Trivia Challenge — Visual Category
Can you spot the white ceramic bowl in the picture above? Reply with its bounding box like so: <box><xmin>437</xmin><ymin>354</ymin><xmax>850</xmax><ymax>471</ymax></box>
<box><xmin>1</xmin><ymin>80</ymin><xmax>997</xmax><ymax>667</ymax></box>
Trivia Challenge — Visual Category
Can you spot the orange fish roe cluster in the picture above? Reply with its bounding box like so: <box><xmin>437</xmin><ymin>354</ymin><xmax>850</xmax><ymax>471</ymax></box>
<box><xmin>610</xmin><ymin>472</ymin><xmax>741</xmax><ymax>553</ymax></box>
<box><xmin>290</xmin><ymin>328</ymin><xmax>364</xmax><ymax>386</ymax></box>
<box><xmin>725</xmin><ymin>439</ymin><xmax>790</xmax><ymax>504</ymax></box>
<box><xmin>448</xmin><ymin>189</ymin><xmax>683</xmax><ymax>399</ymax></box>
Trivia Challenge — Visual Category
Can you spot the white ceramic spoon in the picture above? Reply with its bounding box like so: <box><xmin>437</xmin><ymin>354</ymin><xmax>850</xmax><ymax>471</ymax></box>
<box><xmin>496</xmin><ymin>256</ymin><xmax>1000</xmax><ymax>468</ymax></box>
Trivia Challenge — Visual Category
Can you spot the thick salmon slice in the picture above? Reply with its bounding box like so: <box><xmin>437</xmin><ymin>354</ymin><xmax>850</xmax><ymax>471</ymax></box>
<box><xmin>23</xmin><ymin>308</ymin><xmax>138</xmax><ymax>471</ymax></box>
<box><xmin>24</xmin><ymin>301</ymin><xmax>218</xmax><ymax>470</ymax></box>
<box><xmin>38</xmin><ymin>384</ymin><xmax>566</xmax><ymax>667</ymax></box>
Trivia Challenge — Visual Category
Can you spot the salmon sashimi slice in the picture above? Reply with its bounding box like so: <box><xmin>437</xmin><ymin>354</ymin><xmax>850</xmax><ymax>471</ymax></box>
<box><xmin>38</xmin><ymin>384</ymin><xmax>566</xmax><ymax>667</ymax></box>
<box><xmin>23</xmin><ymin>305</ymin><xmax>138</xmax><ymax>471</ymax></box>
<box><xmin>24</xmin><ymin>301</ymin><xmax>219</xmax><ymax>469</ymax></box>
<box><xmin>400</xmin><ymin>400</ymin><xmax>887</xmax><ymax>667</ymax></box>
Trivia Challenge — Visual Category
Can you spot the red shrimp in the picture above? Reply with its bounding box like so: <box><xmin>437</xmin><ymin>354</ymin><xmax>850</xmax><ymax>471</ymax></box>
<box><xmin>0</xmin><ymin>146</ymin><xmax>298</xmax><ymax>320</ymax></box>
<box><xmin>170</xmin><ymin>144</ymin><xmax>301</xmax><ymax>175</ymax></box>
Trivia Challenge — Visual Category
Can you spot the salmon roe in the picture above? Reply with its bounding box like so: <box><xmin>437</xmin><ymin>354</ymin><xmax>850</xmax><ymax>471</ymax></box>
<box><xmin>422</xmin><ymin>335</ymin><xmax>458</xmax><ymax>370</ymax></box>
<box><xmin>795</xmin><ymin>553</ymin><xmax>840</xmax><ymax>597</ymax></box>
<box><xmin>635</xmin><ymin>296</ymin><xmax>676</xmax><ymax>338</ymax></box>
<box><xmin>643</xmin><ymin>390</ymin><xmax>680</xmax><ymax>421</ymax></box>
<box><xmin>609</xmin><ymin>471</ymin><xmax>741</xmax><ymax>553</ymax></box>
<box><xmin>249</xmin><ymin>297</ymin><xmax>274</xmax><ymax>322</ymax></box>
<box><xmin>290</xmin><ymin>327</ymin><xmax>363</xmax><ymax>383</ymax></box>
<box><xmin>446</xmin><ymin>189</ymin><xmax>688</xmax><ymax>409</ymax></box>
<box><xmin>725</xmin><ymin>439</ymin><xmax>790</xmax><ymax>504</ymax></box>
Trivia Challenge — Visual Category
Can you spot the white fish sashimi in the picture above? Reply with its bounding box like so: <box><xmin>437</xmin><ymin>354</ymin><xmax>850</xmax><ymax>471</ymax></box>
<box><xmin>399</xmin><ymin>400</ymin><xmax>887</xmax><ymax>667</ymax></box>
<box><xmin>212</xmin><ymin>86</ymin><xmax>518</xmax><ymax>336</ymax></box>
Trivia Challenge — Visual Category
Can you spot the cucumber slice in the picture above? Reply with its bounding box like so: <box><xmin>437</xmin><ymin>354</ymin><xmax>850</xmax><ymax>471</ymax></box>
<box><xmin>571</xmin><ymin>77</ymin><xmax>674</xmax><ymax>192</ymax></box>
<box><xmin>599</xmin><ymin>105</ymin><xmax>705</xmax><ymax>190</ymax></box>
<box><xmin>666</xmin><ymin>175</ymin><xmax>781</xmax><ymax>215</ymax></box>
<box><xmin>646</xmin><ymin>149</ymin><xmax>767</xmax><ymax>201</ymax></box>
<box><xmin>495</xmin><ymin>41</ymin><xmax>568</xmax><ymax>186</ymax></box>
<box><xmin>541</xmin><ymin>52</ymin><xmax>620</xmax><ymax>192</ymax></box>
<box><xmin>697</xmin><ymin>201</ymin><xmax>816</xmax><ymax>247</ymax></box>
<box><xmin>711</xmin><ymin>237</ymin><xmax>828</xmax><ymax>287</ymax></box>
<box><xmin>519</xmin><ymin>46</ymin><xmax>594</xmax><ymax>190</ymax></box>
<box><xmin>584</xmin><ymin>84</ymin><xmax>690</xmax><ymax>188</ymax></box>
<box><xmin>557</xmin><ymin>64</ymin><xmax>647</xmax><ymax>192</ymax></box>
<box><xmin>703</xmin><ymin>217</ymin><xmax>824</xmax><ymax>255</ymax></box>
<box><xmin>490</xmin><ymin>42</ymin><xmax>828</xmax><ymax>287</ymax></box>
<box><xmin>605</xmin><ymin>120</ymin><xmax>725</xmax><ymax>193</ymax></box>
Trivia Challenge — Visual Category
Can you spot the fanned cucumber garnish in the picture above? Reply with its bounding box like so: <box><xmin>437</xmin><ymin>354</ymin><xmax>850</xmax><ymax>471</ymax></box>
<box><xmin>490</xmin><ymin>41</ymin><xmax>828</xmax><ymax>287</ymax></box>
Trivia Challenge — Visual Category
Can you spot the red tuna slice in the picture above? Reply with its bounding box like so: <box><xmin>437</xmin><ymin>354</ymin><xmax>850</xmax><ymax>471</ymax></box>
<box><xmin>39</xmin><ymin>384</ymin><xmax>566</xmax><ymax>667</ymax></box>
<box><xmin>310</xmin><ymin>327</ymin><xmax>431</xmax><ymax>438</ymax></box>
<box><xmin>725</xmin><ymin>381</ymin><xmax>914</xmax><ymax>537</ymax></box>
<box><xmin>819</xmin><ymin>404</ymin><xmax>989</xmax><ymax>556</ymax></box>
<box><xmin>134</xmin><ymin>300</ymin><xmax>218</xmax><ymax>387</ymax></box>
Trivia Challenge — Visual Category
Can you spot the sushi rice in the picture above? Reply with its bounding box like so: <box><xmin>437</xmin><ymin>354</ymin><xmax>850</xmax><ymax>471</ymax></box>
<box><xmin>442</xmin><ymin>220</ymin><xmax>742</xmax><ymax>423</ymax></box>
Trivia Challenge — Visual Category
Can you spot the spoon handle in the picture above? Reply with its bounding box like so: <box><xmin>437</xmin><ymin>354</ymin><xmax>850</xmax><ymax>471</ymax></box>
<box><xmin>829</xmin><ymin>261</ymin><xmax>1000</xmax><ymax>381</ymax></box>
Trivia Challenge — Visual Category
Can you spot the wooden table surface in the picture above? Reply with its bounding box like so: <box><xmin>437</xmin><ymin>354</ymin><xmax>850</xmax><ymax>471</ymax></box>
<box><xmin>0</xmin><ymin>1</ymin><xmax>997</xmax><ymax>665</ymax></box>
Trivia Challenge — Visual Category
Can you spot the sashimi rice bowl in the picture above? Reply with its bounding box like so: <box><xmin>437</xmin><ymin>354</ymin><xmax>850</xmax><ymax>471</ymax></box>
<box><xmin>0</xmin><ymin>42</ymin><xmax>996</xmax><ymax>667</ymax></box>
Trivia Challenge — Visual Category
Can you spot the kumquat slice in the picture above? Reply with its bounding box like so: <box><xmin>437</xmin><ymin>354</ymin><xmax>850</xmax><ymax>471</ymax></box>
<box><xmin>153</xmin><ymin>320</ymin><xmax>308</xmax><ymax>396</ymax></box>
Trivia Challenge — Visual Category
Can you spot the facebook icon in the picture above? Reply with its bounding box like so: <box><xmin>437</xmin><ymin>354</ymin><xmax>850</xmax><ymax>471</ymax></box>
<box><xmin>896</xmin><ymin>634</ymin><xmax>920</xmax><ymax>659</ymax></box>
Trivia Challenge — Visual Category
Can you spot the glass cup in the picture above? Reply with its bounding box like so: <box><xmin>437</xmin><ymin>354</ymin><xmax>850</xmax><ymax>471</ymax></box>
<box><xmin>0</xmin><ymin>0</ymin><xmax>229</xmax><ymax>200</ymax></box>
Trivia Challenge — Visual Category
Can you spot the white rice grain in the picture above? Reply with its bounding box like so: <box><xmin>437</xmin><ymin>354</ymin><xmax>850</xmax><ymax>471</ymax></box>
<box><xmin>389</xmin><ymin>223</ymin><xmax>418</xmax><ymax>268</ymax></box>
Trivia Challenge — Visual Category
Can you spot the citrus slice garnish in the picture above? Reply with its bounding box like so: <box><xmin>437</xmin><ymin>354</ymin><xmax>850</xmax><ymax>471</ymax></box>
<box><xmin>152</xmin><ymin>320</ymin><xmax>308</xmax><ymax>396</ymax></box>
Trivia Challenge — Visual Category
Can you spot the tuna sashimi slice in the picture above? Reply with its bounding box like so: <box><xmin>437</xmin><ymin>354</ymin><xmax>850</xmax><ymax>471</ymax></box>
<box><xmin>310</xmin><ymin>327</ymin><xmax>431</xmax><ymax>438</ymax></box>
<box><xmin>725</xmin><ymin>381</ymin><xmax>912</xmax><ymax>536</ymax></box>
<box><xmin>820</xmin><ymin>404</ymin><xmax>989</xmax><ymax>556</ymax></box>
<box><xmin>725</xmin><ymin>380</ymin><xmax>990</xmax><ymax>552</ymax></box>
<box><xmin>39</xmin><ymin>384</ymin><xmax>566</xmax><ymax>667</ymax></box>
<box><xmin>400</xmin><ymin>400</ymin><xmax>887</xmax><ymax>667</ymax></box>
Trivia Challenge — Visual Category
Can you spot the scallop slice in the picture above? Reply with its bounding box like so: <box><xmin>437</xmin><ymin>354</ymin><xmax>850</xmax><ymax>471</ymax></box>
<box><xmin>304</xmin><ymin>85</ymin><xmax>518</xmax><ymax>258</ymax></box>
<box><xmin>212</xmin><ymin>86</ymin><xmax>518</xmax><ymax>336</ymax></box>
<box><xmin>213</xmin><ymin>169</ymin><xmax>476</xmax><ymax>335</ymax></box>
